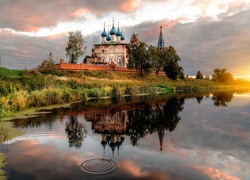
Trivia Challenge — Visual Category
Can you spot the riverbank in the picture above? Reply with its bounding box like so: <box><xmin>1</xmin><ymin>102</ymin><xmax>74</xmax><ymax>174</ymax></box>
<box><xmin>1</xmin><ymin>67</ymin><xmax>250</xmax><ymax>118</ymax></box>
<box><xmin>0</xmin><ymin>153</ymin><xmax>6</xmax><ymax>180</ymax></box>
<box><xmin>0</xmin><ymin>120</ymin><xmax>23</xmax><ymax>180</ymax></box>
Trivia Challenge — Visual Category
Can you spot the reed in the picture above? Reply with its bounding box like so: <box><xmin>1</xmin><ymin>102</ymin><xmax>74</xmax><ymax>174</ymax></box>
<box><xmin>1</xmin><ymin>68</ymin><xmax>249</xmax><ymax>117</ymax></box>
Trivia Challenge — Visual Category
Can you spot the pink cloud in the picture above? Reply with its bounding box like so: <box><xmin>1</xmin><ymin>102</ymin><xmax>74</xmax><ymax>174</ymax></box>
<box><xmin>120</xmin><ymin>0</ymin><xmax>140</xmax><ymax>13</ymax></box>
<box><xmin>190</xmin><ymin>165</ymin><xmax>241</xmax><ymax>180</ymax></box>
<box><xmin>118</xmin><ymin>160</ymin><xmax>172</xmax><ymax>179</ymax></box>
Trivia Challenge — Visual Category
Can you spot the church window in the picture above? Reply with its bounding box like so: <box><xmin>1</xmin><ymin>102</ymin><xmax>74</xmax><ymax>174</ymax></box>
<box><xmin>118</xmin><ymin>57</ymin><xmax>122</xmax><ymax>66</ymax></box>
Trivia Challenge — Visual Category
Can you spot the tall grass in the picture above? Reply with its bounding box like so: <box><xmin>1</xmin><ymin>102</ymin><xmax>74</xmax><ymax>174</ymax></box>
<box><xmin>2</xmin><ymin>68</ymin><xmax>247</xmax><ymax>118</ymax></box>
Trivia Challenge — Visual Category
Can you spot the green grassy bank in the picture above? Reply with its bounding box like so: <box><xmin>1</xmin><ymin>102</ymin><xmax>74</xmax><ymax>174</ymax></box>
<box><xmin>0</xmin><ymin>153</ymin><xmax>6</xmax><ymax>180</ymax></box>
<box><xmin>0</xmin><ymin>120</ymin><xmax>23</xmax><ymax>180</ymax></box>
<box><xmin>1</xmin><ymin>67</ymin><xmax>250</xmax><ymax>118</ymax></box>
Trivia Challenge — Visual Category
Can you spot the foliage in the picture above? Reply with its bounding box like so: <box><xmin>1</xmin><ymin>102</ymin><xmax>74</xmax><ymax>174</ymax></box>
<box><xmin>212</xmin><ymin>68</ymin><xmax>234</xmax><ymax>84</ymax></box>
<box><xmin>1</xmin><ymin>67</ymin><xmax>248</xmax><ymax>118</ymax></box>
<box><xmin>65</xmin><ymin>31</ymin><xmax>86</xmax><ymax>64</ymax></box>
<box><xmin>127</xmin><ymin>34</ymin><xmax>153</xmax><ymax>74</ymax></box>
<box><xmin>127</xmin><ymin>34</ymin><xmax>184</xmax><ymax>79</ymax></box>
<box><xmin>212</xmin><ymin>91</ymin><xmax>233</xmax><ymax>107</ymax></box>
<box><xmin>39</xmin><ymin>52</ymin><xmax>56</xmax><ymax>69</ymax></box>
<box><xmin>0</xmin><ymin>153</ymin><xmax>6</xmax><ymax>179</ymax></box>
<box><xmin>126</xmin><ymin>97</ymin><xmax>185</xmax><ymax>146</ymax></box>
<box><xmin>148</xmin><ymin>45</ymin><xmax>168</xmax><ymax>75</ymax></box>
<box><xmin>127</xmin><ymin>33</ymin><xmax>140</xmax><ymax>69</ymax></box>
<box><xmin>0</xmin><ymin>67</ymin><xmax>22</xmax><ymax>77</ymax></box>
<box><xmin>196</xmin><ymin>70</ymin><xmax>204</xmax><ymax>79</ymax></box>
<box><xmin>164</xmin><ymin>46</ymin><xmax>184</xmax><ymax>80</ymax></box>
<box><xmin>204</xmin><ymin>75</ymin><xmax>210</xmax><ymax>80</ymax></box>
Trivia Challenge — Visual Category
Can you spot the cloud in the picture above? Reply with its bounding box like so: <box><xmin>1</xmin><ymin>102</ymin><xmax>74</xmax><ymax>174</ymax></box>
<box><xmin>0</xmin><ymin>29</ymin><xmax>68</xmax><ymax>69</ymax></box>
<box><xmin>0</xmin><ymin>0</ymin><xmax>143</xmax><ymax>32</ymax></box>
<box><xmin>190</xmin><ymin>165</ymin><xmax>240</xmax><ymax>180</ymax></box>
<box><xmin>1</xmin><ymin>0</ymin><xmax>250</xmax><ymax>76</ymax></box>
<box><xmin>131</xmin><ymin>9</ymin><xmax>250</xmax><ymax>76</ymax></box>
<box><xmin>117</xmin><ymin>160</ymin><xmax>172</xmax><ymax>180</ymax></box>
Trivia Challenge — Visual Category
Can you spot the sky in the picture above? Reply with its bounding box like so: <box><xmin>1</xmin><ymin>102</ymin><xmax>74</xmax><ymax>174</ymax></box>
<box><xmin>0</xmin><ymin>0</ymin><xmax>250</xmax><ymax>78</ymax></box>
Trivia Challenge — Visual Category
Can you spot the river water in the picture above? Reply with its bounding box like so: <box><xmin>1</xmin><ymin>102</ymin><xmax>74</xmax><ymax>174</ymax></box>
<box><xmin>1</xmin><ymin>90</ymin><xmax>250</xmax><ymax>180</ymax></box>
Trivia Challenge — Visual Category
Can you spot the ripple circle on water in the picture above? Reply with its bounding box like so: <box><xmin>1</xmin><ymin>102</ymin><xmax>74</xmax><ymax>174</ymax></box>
<box><xmin>80</xmin><ymin>158</ymin><xmax>117</xmax><ymax>175</ymax></box>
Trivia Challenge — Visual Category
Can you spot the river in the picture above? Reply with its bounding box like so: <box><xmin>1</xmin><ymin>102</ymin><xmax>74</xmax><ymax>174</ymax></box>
<box><xmin>1</xmin><ymin>90</ymin><xmax>250</xmax><ymax>180</ymax></box>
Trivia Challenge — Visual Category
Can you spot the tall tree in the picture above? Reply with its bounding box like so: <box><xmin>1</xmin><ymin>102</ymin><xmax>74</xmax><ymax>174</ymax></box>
<box><xmin>212</xmin><ymin>68</ymin><xmax>234</xmax><ymax>84</ymax></box>
<box><xmin>148</xmin><ymin>45</ymin><xmax>168</xmax><ymax>75</ymax></box>
<box><xmin>196</xmin><ymin>70</ymin><xmax>204</xmax><ymax>79</ymax></box>
<box><xmin>39</xmin><ymin>51</ymin><xmax>55</xmax><ymax>69</ymax></box>
<box><xmin>65</xmin><ymin>31</ymin><xmax>86</xmax><ymax>64</ymax></box>
<box><xmin>127</xmin><ymin>33</ymin><xmax>140</xmax><ymax>69</ymax></box>
<box><xmin>127</xmin><ymin>34</ymin><xmax>151</xmax><ymax>75</ymax></box>
<box><xmin>164</xmin><ymin>46</ymin><xmax>184</xmax><ymax>80</ymax></box>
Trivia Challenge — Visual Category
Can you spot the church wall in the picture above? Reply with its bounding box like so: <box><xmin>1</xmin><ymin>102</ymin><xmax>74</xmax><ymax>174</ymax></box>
<box><xmin>93</xmin><ymin>44</ymin><xmax>128</xmax><ymax>67</ymax></box>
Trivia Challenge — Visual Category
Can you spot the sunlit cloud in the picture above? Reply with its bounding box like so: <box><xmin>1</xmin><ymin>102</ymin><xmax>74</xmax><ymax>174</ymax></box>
<box><xmin>190</xmin><ymin>165</ymin><xmax>240</xmax><ymax>180</ymax></box>
<box><xmin>118</xmin><ymin>160</ymin><xmax>172</xmax><ymax>179</ymax></box>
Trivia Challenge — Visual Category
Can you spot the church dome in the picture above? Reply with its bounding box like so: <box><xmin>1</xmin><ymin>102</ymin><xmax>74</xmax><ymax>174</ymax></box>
<box><xmin>101</xmin><ymin>29</ymin><xmax>107</xmax><ymax>37</ymax></box>
<box><xmin>106</xmin><ymin>34</ymin><xmax>111</xmax><ymax>41</ymax></box>
<box><xmin>110</xmin><ymin>26</ymin><xmax>116</xmax><ymax>35</ymax></box>
<box><xmin>116</xmin><ymin>26</ymin><xmax>121</xmax><ymax>36</ymax></box>
<box><xmin>121</xmin><ymin>33</ymin><xmax>125</xmax><ymax>41</ymax></box>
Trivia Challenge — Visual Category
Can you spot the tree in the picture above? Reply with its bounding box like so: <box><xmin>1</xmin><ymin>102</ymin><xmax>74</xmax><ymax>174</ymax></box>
<box><xmin>65</xmin><ymin>31</ymin><xmax>86</xmax><ymax>64</ymax></box>
<box><xmin>212</xmin><ymin>68</ymin><xmax>234</xmax><ymax>84</ymax></box>
<box><xmin>39</xmin><ymin>52</ymin><xmax>55</xmax><ymax>69</ymax></box>
<box><xmin>204</xmin><ymin>75</ymin><xmax>210</xmax><ymax>80</ymax></box>
<box><xmin>127</xmin><ymin>33</ymin><xmax>140</xmax><ymax>69</ymax></box>
<box><xmin>148</xmin><ymin>45</ymin><xmax>168</xmax><ymax>75</ymax></box>
<box><xmin>163</xmin><ymin>46</ymin><xmax>184</xmax><ymax>80</ymax></box>
<box><xmin>196</xmin><ymin>70</ymin><xmax>204</xmax><ymax>79</ymax></box>
<box><xmin>127</xmin><ymin>34</ymin><xmax>152</xmax><ymax>75</ymax></box>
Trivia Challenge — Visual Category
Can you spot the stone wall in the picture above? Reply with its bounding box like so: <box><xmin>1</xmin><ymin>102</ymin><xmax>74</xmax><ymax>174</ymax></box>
<box><xmin>56</xmin><ymin>59</ymin><xmax>165</xmax><ymax>75</ymax></box>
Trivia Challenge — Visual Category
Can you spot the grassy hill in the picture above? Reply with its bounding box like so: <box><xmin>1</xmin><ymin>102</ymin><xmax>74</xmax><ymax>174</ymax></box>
<box><xmin>0</xmin><ymin>67</ymin><xmax>249</xmax><ymax>118</ymax></box>
<box><xmin>0</xmin><ymin>67</ymin><xmax>22</xmax><ymax>77</ymax></box>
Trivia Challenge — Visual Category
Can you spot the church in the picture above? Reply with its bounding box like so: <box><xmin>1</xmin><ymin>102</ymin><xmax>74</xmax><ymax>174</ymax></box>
<box><xmin>56</xmin><ymin>20</ymin><xmax>166</xmax><ymax>72</ymax></box>
<box><xmin>84</xmin><ymin>19</ymin><xmax>129</xmax><ymax>68</ymax></box>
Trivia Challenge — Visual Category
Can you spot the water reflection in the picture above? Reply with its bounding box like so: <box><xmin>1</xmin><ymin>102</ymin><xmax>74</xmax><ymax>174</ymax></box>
<box><xmin>65</xmin><ymin>116</ymin><xmax>87</xmax><ymax>149</ymax></box>
<box><xmin>84</xmin><ymin>97</ymin><xmax>185</xmax><ymax>155</ymax></box>
<box><xmin>212</xmin><ymin>91</ymin><xmax>234</xmax><ymax>107</ymax></box>
<box><xmin>3</xmin><ymin>90</ymin><xmax>250</xmax><ymax>179</ymax></box>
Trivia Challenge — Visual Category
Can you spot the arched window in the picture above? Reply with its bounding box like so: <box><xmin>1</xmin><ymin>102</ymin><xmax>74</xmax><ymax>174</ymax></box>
<box><xmin>118</xmin><ymin>57</ymin><xmax>122</xmax><ymax>67</ymax></box>
<box><xmin>101</xmin><ymin>57</ymin><xmax>105</xmax><ymax>63</ymax></box>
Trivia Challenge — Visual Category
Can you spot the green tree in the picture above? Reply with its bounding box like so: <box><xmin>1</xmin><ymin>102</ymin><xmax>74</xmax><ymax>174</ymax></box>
<box><xmin>65</xmin><ymin>31</ymin><xmax>86</xmax><ymax>64</ymax></box>
<box><xmin>196</xmin><ymin>70</ymin><xmax>204</xmax><ymax>79</ymax></box>
<box><xmin>212</xmin><ymin>68</ymin><xmax>234</xmax><ymax>84</ymax></box>
<box><xmin>148</xmin><ymin>45</ymin><xmax>168</xmax><ymax>75</ymax></box>
<box><xmin>163</xmin><ymin>46</ymin><xmax>184</xmax><ymax>80</ymax></box>
<box><xmin>204</xmin><ymin>75</ymin><xmax>210</xmax><ymax>80</ymax></box>
<box><xmin>127</xmin><ymin>34</ymin><xmax>151</xmax><ymax>75</ymax></box>
<box><xmin>39</xmin><ymin>52</ymin><xmax>55</xmax><ymax>69</ymax></box>
<box><xmin>127</xmin><ymin>33</ymin><xmax>140</xmax><ymax>69</ymax></box>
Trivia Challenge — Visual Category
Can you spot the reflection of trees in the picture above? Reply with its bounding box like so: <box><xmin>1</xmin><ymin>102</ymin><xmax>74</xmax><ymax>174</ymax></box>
<box><xmin>126</xmin><ymin>97</ymin><xmax>185</xmax><ymax>146</ymax></box>
<box><xmin>196</xmin><ymin>96</ymin><xmax>204</xmax><ymax>104</ymax></box>
<box><xmin>65</xmin><ymin>116</ymin><xmax>87</xmax><ymax>149</ymax></box>
<box><xmin>212</xmin><ymin>91</ymin><xmax>233</xmax><ymax>107</ymax></box>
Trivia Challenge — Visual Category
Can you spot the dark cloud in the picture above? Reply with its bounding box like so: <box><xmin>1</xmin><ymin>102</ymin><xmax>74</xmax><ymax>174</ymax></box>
<box><xmin>0</xmin><ymin>30</ymin><xmax>68</xmax><ymax>69</ymax></box>
<box><xmin>0</xmin><ymin>0</ymin><xmax>142</xmax><ymax>32</ymax></box>
<box><xmin>1</xmin><ymin>8</ymin><xmax>250</xmax><ymax>76</ymax></box>
<box><xmin>123</xmin><ymin>9</ymin><xmax>250</xmax><ymax>76</ymax></box>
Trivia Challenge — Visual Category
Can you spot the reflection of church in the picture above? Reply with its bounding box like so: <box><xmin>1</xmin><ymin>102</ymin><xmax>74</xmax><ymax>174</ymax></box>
<box><xmin>85</xmin><ymin>107</ymin><xmax>170</xmax><ymax>155</ymax></box>
<box><xmin>85</xmin><ymin>110</ymin><xmax>128</xmax><ymax>157</ymax></box>
<box><xmin>85</xmin><ymin>19</ymin><xmax>129</xmax><ymax>67</ymax></box>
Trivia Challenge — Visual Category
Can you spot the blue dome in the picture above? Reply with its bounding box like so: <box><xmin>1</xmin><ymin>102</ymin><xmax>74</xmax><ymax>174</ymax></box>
<box><xmin>101</xmin><ymin>28</ymin><xmax>107</xmax><ymax>37</ymax></box>
<box><xmin>106</xmin><ymin>34</ymin><xmax>111</xmax><ymax>41</ymax></box>
<box><xmin>110</xmin><ymin>26</ymin><xmax>116</xmax><ymax>35</ymax></box>
<box><xmin>116</xmin><ymin>27</ymin><xmax>121</xmax><ymax>36</ymax></box>
<box><xmin>121</xmin><ymin>33</ymin><xmax>125</xmax><ymax>41</ymax></box>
